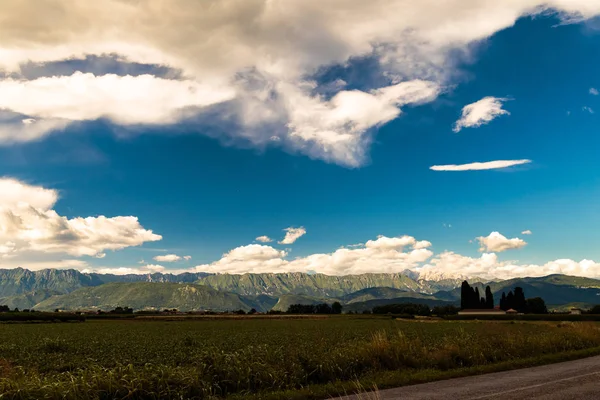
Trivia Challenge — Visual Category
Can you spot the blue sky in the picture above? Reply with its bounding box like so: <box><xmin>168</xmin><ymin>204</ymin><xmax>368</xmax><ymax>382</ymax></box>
<box><xmin>0</xmin><ymin>1</ymin><xmax>599</xmax><ymax>279</ymax></box>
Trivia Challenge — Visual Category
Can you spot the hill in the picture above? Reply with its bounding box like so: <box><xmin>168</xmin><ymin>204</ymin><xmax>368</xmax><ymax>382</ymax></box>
<box><xmin>195</xmin><ymin>272</ymin><xmax>427</xmax><ymax>297</ymax></box>
<box><xmin>0</xmin><ymin>268</ymin><xmax>212</xmax><ymax>299</ymax></box>
<box><xmin>344</xmin><ymin>296</ymin><xmax>456</xmax><ymax>313</ymax></box>
<box><xmin>450</xmin><ymin>275</ymin><xmax>600</xmax><ymax>307</ymax></box>
<box><xmin>341</xmin><ymin>287</ymin><xmax>418</xmax><ymax>304</ymax></box>
<box><xmin>270</xmin><ymin>294</ymin><xmax>334</xmax><ymax>312</ymax></box>
<box><xmin>33</xmin><ymin>282</ymin><xmax>264</xmax><ymax>312</ymax></box>
<box><xmin>0</xmin><ymin>290</ymin><xmax>63</xmax><ymax>310</ymax></box>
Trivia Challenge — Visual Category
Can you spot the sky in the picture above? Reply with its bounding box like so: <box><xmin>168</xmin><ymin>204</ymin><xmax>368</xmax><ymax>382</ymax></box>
<box><xmin>1</xmin><ymin>0</ymin><xmax>600</xmax><ymax>280</ymax></box>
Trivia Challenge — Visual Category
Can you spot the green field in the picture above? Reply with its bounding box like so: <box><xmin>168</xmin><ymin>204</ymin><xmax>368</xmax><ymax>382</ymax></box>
<box><xmin>1</xmin><ymin>317</ymin><xmax>600</xmax><ymax>399</ymax></box>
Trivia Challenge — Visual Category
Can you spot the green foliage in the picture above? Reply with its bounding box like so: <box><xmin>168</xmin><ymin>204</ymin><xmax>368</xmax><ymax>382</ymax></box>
<box><xmin>526</xmin><ymin>297</ymin><xmax>548</xmax><ymax>314</ymax></box>
<box><xmin>34</xmin><ymin>282</ymin><xmax>266</xmax><ymax>312</ymax></box>
<box><xmin>0</xmin><ymin>318</ymin><xmax>597</xmax><ymax>398</ymax></box>
<box><xmin>461</xmin><ymin>281</ymin><xmax>494</xmax><ymax>310</ymax></box>
<box><xmin>588</xmin><ymin>305</ymin><xmax>600</xmax><ymax>314</ymax></box>
<box><xmin>286</xmin><ymin>303</ymin><xmax>333</xmax><ymax>314</ymax></box>
<box><xmin>372</xmin><ymin>303</ymin><xmax>431</xmax><ymax>316</ymax></box>
<box><xmin>331</xmin><ymin>302</ymin><xmax>342</xmax><ymax>314</ymax></box>
<box><xmin>432</xmin><ymin>305</ymin><xmax>460</xmax><ymax>316</ymax></box>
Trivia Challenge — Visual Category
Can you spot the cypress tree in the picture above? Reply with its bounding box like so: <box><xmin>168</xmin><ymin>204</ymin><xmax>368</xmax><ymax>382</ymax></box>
<box><xmin>506</xmin><ymin>290</ymin><xmax>515</xmax><ymax>310</ymax></box>
<box><xmin>500</xmin><ymin>292</ymin><xmax>507</xmax><ymax>310</ymax></box>
<box><xmin>474</xmin><ymin>287</ymin><xmax>481</xmax><ymax>309</ymax></box>
<box><xmin>514</xmin><ymin>287</ymin><xmax>526</xmax><ymax>313</ymax></box>
<box><xmin>460</xmin><ymin>281</ymin><xmax>470</xmax><ymax>310</ymax></box>
<box><xmin>485</xmin><ymin>286</ymin><xmax>494</xmax><ymax>309</ymax></box>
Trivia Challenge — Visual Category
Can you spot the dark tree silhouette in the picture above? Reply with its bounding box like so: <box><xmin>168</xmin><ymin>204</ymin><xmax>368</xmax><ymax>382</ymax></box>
<box><xmin>513</xmin><ymin>287</ymin><xmax>527</xmax><ymax>312</ymax></box>
<box><xmin>589</xmin><ymin>305</ymin><xmax>600</xmax><ymax>314</ymax></box>
<box><xmin>432</xmin><ymin>305</ymin><xmax>460</xmax><ymax>316</ymax></box>
<box><xmin>461</xmin><ymin>281</ymin><xmax>495</xmax><ymax>309</ymax></box>
<box><xmin>500</xmin><ymin>292</ymin><xmax>507</xmax><ymax>310</ymax></box>
<box><xmin>475</xmin><ymin>287</ymin><xmax>481</xmax><ymax>308</ymax></box>
<box><xmin>461</xmin><ymin>281</ymin><xmax>470</xmax><ymax>309</ymax></box>
<box><xmin>331</xmin><ymin>302</ymin><xmax>342</xmax><ymax>314</ymax></box>
<box><xmin>526</xmin><ymin>297</ymin><xmax>547</xmax><ymax>314</ymax></box>
<box><xmin>485</xmin><ymin>286</ymin><xmax>494</xmax><ymax>309</ymax></box>
<box><xmin>506</xmin><ymin>290</ymin><xmax>515</xmax><ymax>310</ymax></box>
<box><xmin>372</xmin><ymin>303</ymin><xmax>430</xmax><ymax>316</ymax></box>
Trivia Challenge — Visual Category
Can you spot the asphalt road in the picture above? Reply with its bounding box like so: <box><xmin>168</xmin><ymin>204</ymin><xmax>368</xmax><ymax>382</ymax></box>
<box><xmin>333</xmin><ymin>355</ymin><xmax>600</xmax><ymax>400</ymax></box>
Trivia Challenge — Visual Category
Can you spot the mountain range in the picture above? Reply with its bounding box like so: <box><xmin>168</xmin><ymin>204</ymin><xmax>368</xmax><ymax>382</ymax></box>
<box><xmin>1</xmin><ymin>268</ymin><xmax>599</xmax><ymax>312</ymax></box>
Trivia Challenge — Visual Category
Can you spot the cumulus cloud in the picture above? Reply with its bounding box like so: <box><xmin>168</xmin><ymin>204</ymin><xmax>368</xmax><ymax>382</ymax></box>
<box><xmin>153</xmin><ymin>254</ymin><xmax>182</xmax><ymax>263</ymax></box>
<box><xmin>522</xmin><ymin>230</ymin><xmax>532</xmax><ymax>235</ymax></box>
<box><xmin>0</xmin><ymin>177</ymin><xmax>161</xmax><ymax>258</ymax></box>
<box><xmin>193</xmin><ymin>235</ymin><xmax>432</xmax><ymax>275</ymax></box>
<box><xmin>183</xmin><ymin>255</ymin><xmax>192</xmax><ymax>261</ymax></box>
<box><xmin>453</xmin><ymin>96</ymin><xmax>510</xmax><ymax>132</ymax></box>
<box><xmin>477</xmin><ymin>231</ymin><xmax>527</xmax><ymax>253</ymax></box>
<box><xmin>12</xmin><ymin>230</ymin><xmax>600</xmax><ymax>280</ymax></box>
<box><xmin>430</xmin><ymin>159</ymin><xmax>532</xmax><ymax>171</ymax></box>
<box><xmin>590</xmin><ymin>88</ymin><xmax>599</xmax><ymax>95</ymax></box>
<box><xmin>0</xmin><ymin>73</ymin><xmax>234</xmax><ymax>126</ymax></box>
<box><xmin>0</xmin><ymin>1</ymin><xmax>597</xmax><ymax>165</ymax></box>
<box><xmin>420</xmin><ymin>251</ymin><xmax>600</xmax><ymax>281</ymax></box>
<box><xmin>583</xmin><ymin>106</ymin><xmax>595</xmax><ymax>114</ymax></box>
<box><xmin>255</xmin><ymin>236</ymin><xmax>273</xmax><ymax>243</ymax></box>
<box><xmin>83</xmin><ymin>264</ymin><xmax>166</xmax><ymax>275</ymax></box>
<box><xmin>279</xmin><ymin>227</ymin><xmax>307</xmax><ymax>244</ymax></box>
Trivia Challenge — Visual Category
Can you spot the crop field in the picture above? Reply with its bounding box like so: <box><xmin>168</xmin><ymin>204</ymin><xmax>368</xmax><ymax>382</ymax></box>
<box><xmin>1</xmin><ymin>317</ymin><xmax>600</xmax><ymax>399</ymax></box>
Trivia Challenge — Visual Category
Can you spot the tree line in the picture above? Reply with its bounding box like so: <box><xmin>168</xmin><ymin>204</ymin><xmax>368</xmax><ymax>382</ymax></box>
<box><xmin>461</xmin><ymin>281</ymin><xmax>548</xmax><ymax>314</ymax></box>
<box><xmin>286</xmin><ymin>302</ymin><xmax>343</xmax><ymax>314</ymax></box>
<box><xmin>461</xmin><ymin>281</ymin><xmax>494</xmax><ymax>309</ymax></box>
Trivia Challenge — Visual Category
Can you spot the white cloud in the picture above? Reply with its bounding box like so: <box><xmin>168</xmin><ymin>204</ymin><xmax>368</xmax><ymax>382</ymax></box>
<box><xmin>0</xmin><ymin>259</ymin><xmax>89</xmax><ymax>271</ymax></box>
<box><xmin>583</xmin><ymin>106</ymin><xmax>595</xmax><ymax>114</ymax></box>
<box><xmin>0</xmin><ymin>1</ymin><xmax>596</xmax><ymax>165</ymax></box>
<box><xmin>183</xmin><ymin>255</ymin><xmax>192</xmax><ymax>261</ymax></box>
<box><xmin>0</xmin><ymin>72</ymin><xmax>234</xmax><ymax>127</ymax></box>
<box><xmin>193</xmin><ymin>235</ymin><xmax>432</xmax><ymax>275</ymax></box>
<box><xmin>477</xmin><ymin>231</ymin><xmax>527</xmax><ymax>253</ymax></box>
<box><xmin>420</xmin><ymin>252</ymin><xmax>600</xmax><ymax>281</ymax></box>
<box><xmin>255</xmin><ymin>236</ymin><xmax>273</xmax><ymax>243</ymax></box>
<box><xmin>453</xmin><ymin>96</ymin><xmax>510</xmax><ymax>132</ymax></box>
<box><xmin>84</xmin><ymin>264</ymin><xmax>166</xmax><ymax>275</ymax></box>
<box><xmin>590</xmin><ymin>88</ymin><xmax>599</xmax><ymax>95</ymax></box>
<box><xmin>430</xmin><ymin>159</ymin><xmax>532</xmax><ymax>171</ymax></box>
<box><xmin>0</xmin><ymin>177</ymin><xmax>161</xmax><ymax>258</ymax></box>
<box><xmin>521</xmin><ymin>230</ymin><xmax>532</xmax><ymax>235</ymax></box>
<box><xmin>279</xmin><ymin>227</ymin><xmax>307</xmax><ymax>244</ymax></box>
<box><xmin>153</xmin><ymin>254</ymin><xmax>182</xmax><ymax>263</ymax></box>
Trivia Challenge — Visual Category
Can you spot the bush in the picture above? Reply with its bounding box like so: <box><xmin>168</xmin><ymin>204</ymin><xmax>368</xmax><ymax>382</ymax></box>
<box><xmin>372</xmin><ymin>303</ymin><xmax>431</xmax><ymax>316</ymax></box>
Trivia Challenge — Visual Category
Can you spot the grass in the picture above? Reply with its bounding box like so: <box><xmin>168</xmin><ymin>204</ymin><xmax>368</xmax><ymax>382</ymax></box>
<box><xmin>0</xmin><ymin>317</ymin><xmax>599</xmax><ymax>398</ymax></box>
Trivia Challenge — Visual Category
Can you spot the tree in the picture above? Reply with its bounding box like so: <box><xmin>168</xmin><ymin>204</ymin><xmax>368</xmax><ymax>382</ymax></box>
<box><xmin>506</xmin><ymin>290</ymin><xmax>515</xmax><ymax>310</ymax></box>
<box><xmin>315</xmin><ymin>303</ymin><xmax>332</xmax><ymax>314</ymax></box>
<box><xmin>513</xmin><ymin>287</ymin><xmax>527</xmax><ymax>312</ymax></box>
<box><xmin>500</xmin><ymin>292</ymin><xmax>507</xmax><ymax>310</ymax></box>
<box><xmin>461</xmin><ymin>281</ymin><xmax>470</xmax><ymax>310</ymax></box>
<box><xmin>588</xmin><ymin>305</ymin><xmax>600</xmax><ymax>314</ymax></box>
<box><xmin>485</xmin><ymin>286</ymin><xmax>494</xmax><ymax>309</ymax></box>
<box><xmin>248</xmin><ymin>308</ymin><xmax>257</xmax><ymax>315</ymax></box>
<box><xmin>432</xmin><ymin>305</ymin><xmax>460</xmax><ymax>316</ymax></box>
<box><xmin>526</xmin><ymin>297</ymin><xmax>547</xmax><ymax>314</ymax></box>
<box><xmin>372</xmin><ymin>303</ymin><xmax>430</xmax><ymax>316</ymax></box>
<box><xmin>331</xmin><ymin>302</ymin><xmax>343</xmax><ymax>314</ymax></box>
<box><xmin>474</xmin><ymin>287</ymin><xmax>481</xmax><ymax>309</ymax></box>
